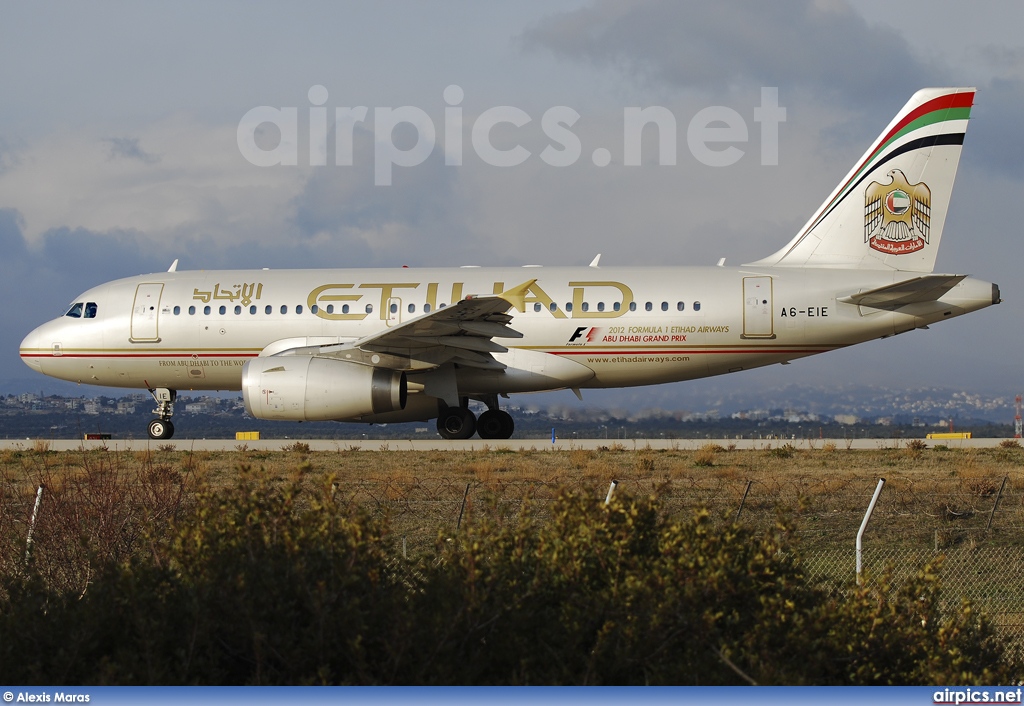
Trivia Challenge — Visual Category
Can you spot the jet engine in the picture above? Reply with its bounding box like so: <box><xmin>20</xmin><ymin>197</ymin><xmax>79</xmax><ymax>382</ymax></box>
<box><xmin>242</xmin><ymin>356</ymin><xmax>407</xmax><ymax>421</ymax></box>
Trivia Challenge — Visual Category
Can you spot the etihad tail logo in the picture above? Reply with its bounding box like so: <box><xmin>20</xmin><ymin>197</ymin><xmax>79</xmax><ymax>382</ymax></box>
<box><xmin>864</xmin><ymin>169</ymin><xmax>931</xmax><ymax>255</ymax></box>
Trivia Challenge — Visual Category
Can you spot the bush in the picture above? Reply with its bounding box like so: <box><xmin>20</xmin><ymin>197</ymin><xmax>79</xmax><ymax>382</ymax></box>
<box><xmin>0</xmin><ymin>468</ymin><xmax>408</xmax><ymax>684</ymax></box>
<box><xmin>0</xmin><ymin>473</ymin><xmax>1015</xmax><ymax>685</ymax></box>
<box><xmin>767</xmin><ymin>443</ymin><xmax>797</xmax><ymax>459</ymax></box>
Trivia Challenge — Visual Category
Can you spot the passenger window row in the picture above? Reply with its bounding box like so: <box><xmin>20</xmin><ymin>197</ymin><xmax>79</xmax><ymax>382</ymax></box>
<box><xmin>530</xmin><ymin>301</ymin><xmax>702</xmax><ymax>313</ymax></box>
<box><xmin>67</xmin><ymin>298</ymin><xmax>701</xmax><ymax>320</ymax></box>
<box><xmin>172</xmin><ymin>303</ymin><xmax>376</xmax><ymax>316</ymax></box>
<box><xmin>160</xmin><ymin>300</ymin><xmax>703</xmax><ymax>317</ymax></box>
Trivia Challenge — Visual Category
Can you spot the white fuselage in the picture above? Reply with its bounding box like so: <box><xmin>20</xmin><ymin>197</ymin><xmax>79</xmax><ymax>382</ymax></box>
<box><xmin>17</xmin><ymin>89</ymin><xmax>997</xmax><ymax>440</ymax></box>
<box><xmin>20</xmin><ymin>265</ymin><xmax>997</xmax><ymax>394</ymax></box>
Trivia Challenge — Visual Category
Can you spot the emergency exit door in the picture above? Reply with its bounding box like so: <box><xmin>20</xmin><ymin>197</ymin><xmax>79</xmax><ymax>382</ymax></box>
<box><xmin>130</xmin><ymin>283</ymin><xmax>164</xmax><ymax>342</ymax></box>
<box><xmin>741</xmin><ymin>276</ymin><xmax>775</xmax><ymax>339</ymax></box>
<box><xmin>386</xmin><ymin>297</ymin><xmax>402</xmax><ymax>327</ymax></box>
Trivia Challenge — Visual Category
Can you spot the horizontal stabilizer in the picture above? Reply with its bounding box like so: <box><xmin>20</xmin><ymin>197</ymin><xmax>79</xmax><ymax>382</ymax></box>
<box><xmin>838</xmin><ymin>275</ymin><xmax>965</xmax><ymax>310</ymax></box>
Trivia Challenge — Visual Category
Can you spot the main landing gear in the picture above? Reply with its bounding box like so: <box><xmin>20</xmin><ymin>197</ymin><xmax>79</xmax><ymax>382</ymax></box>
<box><xmin>436</xmin><ymin>396</ymin><xmax>515</xmax><ymax>440</ymax></box>
<box><xmin>147</xmin><ymin>388</ymin><xmax>177</xmax><ymax>440</ymax></box>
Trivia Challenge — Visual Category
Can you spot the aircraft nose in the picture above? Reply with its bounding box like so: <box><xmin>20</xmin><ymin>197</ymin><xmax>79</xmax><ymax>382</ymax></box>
<box><xmin>20</xmin><ymin>326</ymin><xmax>45</xmax><ymax>372</ymax></box>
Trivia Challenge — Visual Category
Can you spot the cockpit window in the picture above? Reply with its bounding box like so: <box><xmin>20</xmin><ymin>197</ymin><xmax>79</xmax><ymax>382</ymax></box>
<box><xmin>65</xmin><ymin>303</ymin><xmax>83</xmax><ymax>318</ymax></box>
<box><xmin>84</xmin><ymin>302</ymin><xmax>98</xmax><ymax>319</ymax></box>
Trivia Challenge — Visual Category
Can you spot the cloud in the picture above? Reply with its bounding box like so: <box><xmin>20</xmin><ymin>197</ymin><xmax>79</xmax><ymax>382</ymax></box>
<box><xmin>967</xmin><ymin>78</ymin><xmax>1024</xmax><ymax>181</ymax></box>
<box><xmin>1</xmin><ymin>2</ymin><xmax>1018</xmax><ymax>406</ymax></box>
<box><xmin>522</xmin><ymin>0</ymin><xmax>938</xmax><ymax>109</ymax></box>
<box><xmin>105</xmin><ymin>137</ymin><xmax>160</xmax><ymax>165</ymax></box>
<box><xmin>0</xmin><ymin>116</ymin><xmax>306</xmax><ymax>248</ymax></box>
<box><xmin>287</xmin><ymin>125</ymin><xmax>478</xmax><ymax>266</ymax></box>
<box><xmin>0</xmin><ymin>215</ymin><xmax>171</xmax><ymax>386</ymax></box>
<box><xmin>0</xmin><ymin>208</ymin><xmax>27</xmax><ymax>260</ymax></box>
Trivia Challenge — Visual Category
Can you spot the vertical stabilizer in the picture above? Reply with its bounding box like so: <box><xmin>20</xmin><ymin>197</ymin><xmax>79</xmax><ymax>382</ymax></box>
<box><xmin>748</xmin><ymin>87</ymin><xmax>975</xmax><ymax>272</ymax></box>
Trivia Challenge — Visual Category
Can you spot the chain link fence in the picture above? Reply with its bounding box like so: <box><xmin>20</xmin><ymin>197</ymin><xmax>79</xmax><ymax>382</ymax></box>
<box><xmin>800</xmin><ymin>545</ymin><xmax>1024</xmax><ymax>647</ymax></box>
<box><xmin>2</xmin><ymin>445</ymin><xmax>1022</xmax><ymax>644</ymax></box>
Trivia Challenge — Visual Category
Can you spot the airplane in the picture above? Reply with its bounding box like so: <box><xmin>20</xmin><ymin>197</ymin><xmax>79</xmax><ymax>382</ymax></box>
<box><xmin>19</xmin><ymin>87</ymin><xmax>1000</xmax><ymax>441</ymax></box>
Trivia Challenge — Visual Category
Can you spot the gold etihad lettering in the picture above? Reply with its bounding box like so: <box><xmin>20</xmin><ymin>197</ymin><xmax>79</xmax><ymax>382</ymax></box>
<box><xmin>359</xmin><ymin>283</ymin><xmax>419</xmax><ymax>318</ymax></box>
<box><xmin>569</xmin><ymin>281</ymin><xmax>634</xmax><ymax>319</ymax></box>
<box><xmin>193</xmin><ymin>283</ymin><xmax>263</xmax><ymax>306</ymax></box>
<box><xmin>306</xmin><ymin>280</ymin><xmax>635</xmax><ymax>321</ymax></box>
<box><xmin>307</xmin><ymin>284</ymin><xmax>368</xmax><ymax>320</ymax></box>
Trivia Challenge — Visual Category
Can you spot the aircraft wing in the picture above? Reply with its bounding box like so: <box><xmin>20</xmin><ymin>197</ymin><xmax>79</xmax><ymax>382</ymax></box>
<box><xmin>838</xmin><ymin>275</ymin><xmax>966</xmax><ymax>310</ymax></box>
<box><xmin>274</xmin><ymin>280</ymin><xmax>533</xmax><ymax>371</ymax></box>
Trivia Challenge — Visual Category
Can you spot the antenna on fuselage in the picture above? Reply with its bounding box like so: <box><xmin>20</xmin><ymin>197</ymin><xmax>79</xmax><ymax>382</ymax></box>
<box><xmin>589</xmin><ymin>254</ymin><xmax>601</xmax><ymax>268</ymax></box>
<box><xmin>167</xmin><ymin>259</ymin><xmax>179</xmax><ymax>272</ymax></box>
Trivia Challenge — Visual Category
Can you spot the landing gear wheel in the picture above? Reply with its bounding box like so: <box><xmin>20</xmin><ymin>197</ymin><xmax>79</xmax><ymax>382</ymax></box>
<box><xmin>436</xmin><ymin>407</ymin><xmax>477</xmax><ymax>440</ymax></box>
<box><xmin>148</xmin><ymin>419</ymin><xmax>174</xmax><ymax>440</ymax></box>
<box><xmin>147</xmin><ymin>389</ymin><xmax>177</xmax><ymax>440</ymax></box>
<box><xmin>477</xmin><ymin>409</ymin><xmax>514</xmax><ymax>439</ymax></box>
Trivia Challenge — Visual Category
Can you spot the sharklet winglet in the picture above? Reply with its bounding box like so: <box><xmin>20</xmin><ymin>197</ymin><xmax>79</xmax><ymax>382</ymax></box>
<box><xmin>499</xmin><ymin>279</ymin><xmax>537</xmax><ymax>311</ymax></box>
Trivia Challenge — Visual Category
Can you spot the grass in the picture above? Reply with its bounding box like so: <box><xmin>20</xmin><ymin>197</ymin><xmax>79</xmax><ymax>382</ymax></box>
<box><xmin>2</xmin><ymin>445</ymin><xmax>1019</xmax><ymax>549</ymax></box>
<box><xmin>2</xmin><ymin>444</ymin><xmax>1023</xmax><ymax>646</ymax></box>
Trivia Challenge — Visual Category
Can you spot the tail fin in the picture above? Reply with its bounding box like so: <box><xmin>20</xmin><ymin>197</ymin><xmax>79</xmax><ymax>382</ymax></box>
<box><xmin>748</xmin><ymin>87</ymin><xmax>975</xmax><ymax>272</ymax></box>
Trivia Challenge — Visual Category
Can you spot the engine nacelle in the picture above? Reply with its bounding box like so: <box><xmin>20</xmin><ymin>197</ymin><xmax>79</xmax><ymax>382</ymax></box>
<box><xmin>242</xmin><ymin>356</ymin><xmax>407</xmax><ymax>421</ymax></box>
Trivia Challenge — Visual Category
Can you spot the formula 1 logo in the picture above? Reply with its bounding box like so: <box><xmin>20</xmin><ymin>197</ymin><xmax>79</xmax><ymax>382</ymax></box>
<box><xmin>567</xmin><ymin>326</ymin><xmax>599</xmax><ymax>345</ymax></box>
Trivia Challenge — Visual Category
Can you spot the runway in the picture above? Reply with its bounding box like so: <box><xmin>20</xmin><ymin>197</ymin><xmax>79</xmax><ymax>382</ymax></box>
<box><xmin>0</xmin><ymin>437</ymin><xmax>1012</xmax><ymax>452</ymax></box>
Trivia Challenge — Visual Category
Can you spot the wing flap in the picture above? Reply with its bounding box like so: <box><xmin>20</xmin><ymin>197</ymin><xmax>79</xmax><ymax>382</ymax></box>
<box><xmin>838</xmin><ymin>275</ymin><xmax>966</xmax><ymax>310</ymax></box>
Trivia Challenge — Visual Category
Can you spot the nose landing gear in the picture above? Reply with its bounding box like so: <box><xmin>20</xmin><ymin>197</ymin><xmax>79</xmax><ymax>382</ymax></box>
<box><xmin>147</xmin><ymin>388</ymin><xmax>177</xmax><ymax>440</ymax></box>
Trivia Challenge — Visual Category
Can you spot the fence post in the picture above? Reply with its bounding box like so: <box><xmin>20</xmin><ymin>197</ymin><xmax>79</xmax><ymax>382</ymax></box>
<box><xmin>25</xmin><ymin>484</ymin><xmax>44</xmax><ymax>567</ymax></box>
<box><xmin>604</xmin><ymin>480</ymin><xmax>619</xmax><ymax>505</ymax></box>
<box><xmin>856</xmin><ymin>478</ymin><xmax>886</xmax><ymax>585</ymax></box>
<box><xmin>456</xmin><ymin>483</ymin><xmax>470</xmax><ymax>531</ymax></box>
<box><xmin>986</xmin><ymin>476</ymin><xmax>1009</xmax><ymax>532</ymax></box>
<box><xmin>735</xmin><ymin>480</ymin><xmax>753</xmax><ymax>522</ymax></box>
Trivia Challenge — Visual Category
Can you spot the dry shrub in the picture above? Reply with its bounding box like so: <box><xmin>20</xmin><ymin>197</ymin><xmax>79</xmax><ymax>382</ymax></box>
<box><xmin>957</xmin><ymin>466</ymin><xmax>1001</xmax><ymax>497</ymax></box>
<box><xmin>713</xmin><ymin>465</ymin><xmax>744</xmax><ymax>482</ymax></box>
<box><xmin>955</xmin><ymin>449</ymin><xmax>980</xmax><ymax>476</ymax></box>
<box><xmin>469</xmin><ymin>458</ymin><xmax>521</xmax><ymax>483</ymax></box>
<box><xmin>904</xmin><ymin>439</ymin><xmax>927</xmax><ymax>460</ymax></box>
<box><xmin>568</xmin><ymin>447</ymin><xmax>594</xmax><ymax>470</ymax></box>
<box><xmin>580</xmin><ymin>458</ymin><xmax>616</xmax><ymax>481</ymax></box>
<box><xmin>634</xmin><ymin>454</ymin><xmax>655</xmax><ymax>473</ymax></box>
<box><xmin>766</xmin><ymin>443</ymin><xmax>797</xmax><ymax>459</ymax></box>
<box><xmin>693</xmin><ymin>447</ymin><xmax>717</xmax><ymax>468</ymax></box>
<box><xmin>821</xmin><ymin>442</ymin><xmax>837</xmax><ymax>453</ymax></box>
<box><xmin>1</xmin><ymin>449</ymin><xmax>197</xmax><ymax>597</ymax></box>
<box><xmin>999</xmin><ymin>439</ymin><xmax>1021</xmax><ymax>449</ymax></box>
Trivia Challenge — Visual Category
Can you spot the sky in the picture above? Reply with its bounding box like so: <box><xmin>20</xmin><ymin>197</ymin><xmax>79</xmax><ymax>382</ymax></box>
<box><xmin>1</xmin><ymin>0</ymin><xmax>1022</xmax><ymax>411</ymax></box>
